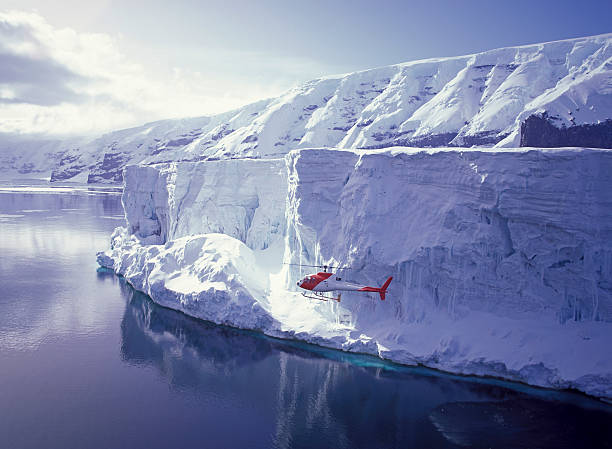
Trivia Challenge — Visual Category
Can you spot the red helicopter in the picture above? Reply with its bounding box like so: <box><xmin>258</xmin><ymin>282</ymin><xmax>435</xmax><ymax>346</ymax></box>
<box><xmin>288</xmin><ymin>264</ymin><xmax>393</xmax><ymax>302</ymax></box>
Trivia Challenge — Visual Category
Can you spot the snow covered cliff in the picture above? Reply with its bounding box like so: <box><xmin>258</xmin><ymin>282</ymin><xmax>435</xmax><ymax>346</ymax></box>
<box><xmin>3</xmin><ymin>33</ymin><xmax>612</xmax><ymax>182</ymax></box>
<box><xmin>99</xmin><ymin>146</ymin><xmax>612</xmax><ymax>400</ymax></box>
<box><xmin>121</xmin><ymin>158</ymin><xmax>286</xmax><ymax>249</ymax></box>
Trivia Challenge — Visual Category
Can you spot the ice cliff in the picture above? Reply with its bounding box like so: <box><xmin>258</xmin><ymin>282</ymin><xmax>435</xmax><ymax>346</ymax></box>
<box><xmin>99</xmin><ymin>146</ymin><xmax>612</xmax><ymax>400</ymax></box>
<box><xmin>3</xmin><ymin>33</ymin><xmax>612</xmax><ymax>182</ymax></box>
<box><xmin>121</xmin><ymin>159</ymin><xmax>286</xmax><ymax>249</ymax></box>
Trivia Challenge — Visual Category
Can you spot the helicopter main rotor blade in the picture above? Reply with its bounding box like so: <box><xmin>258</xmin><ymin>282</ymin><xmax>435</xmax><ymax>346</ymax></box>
<box><xmin>285</xmin><ymin>263</ymin><xmax>317</xmax><ymax>267</ymax></box>
<box><xmin>284</xmin><ymin>263</ymin><xmax>352</xmax><ymax>270</ymax></box>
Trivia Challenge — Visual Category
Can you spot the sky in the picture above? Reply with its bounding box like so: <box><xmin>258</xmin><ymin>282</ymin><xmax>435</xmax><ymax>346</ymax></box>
<box><xmin>0</xmin><ymin>0</ymin><xmax>610</xmax><ymax>137</ymax></box>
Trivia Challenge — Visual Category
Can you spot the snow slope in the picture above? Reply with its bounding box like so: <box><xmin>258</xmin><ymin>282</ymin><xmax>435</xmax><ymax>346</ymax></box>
<box><xmin>3</xmin><ymin>33</ymin><xmax>612</xmax><ymax>182</ymax></box>
<box><xmin>0</xmin><ymin>134</ymin><xmax>83</xmax><ymax>180</ymax></box>
<box><xmin>99</xmin><ymin>146</ymin><xmax>612</xmax><ymax>400</ymax></box>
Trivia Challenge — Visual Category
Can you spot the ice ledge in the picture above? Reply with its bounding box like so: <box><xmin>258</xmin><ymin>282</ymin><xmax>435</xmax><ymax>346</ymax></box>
<box><xmin>98</xmin><ymin>226</ymin><xmax>612</xmax><ymax>401</ymax></box>
<box><xmin>97</xmin><ymin>228</ymin><xmax>372</xmax><ymax>347</ymax></box>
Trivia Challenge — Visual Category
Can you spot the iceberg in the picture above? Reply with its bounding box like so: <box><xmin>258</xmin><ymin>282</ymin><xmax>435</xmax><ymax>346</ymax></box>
<box><xmin>99</xmin><ymin>146</ymin><xmax>612</xmax><ymax>400</ymax></box>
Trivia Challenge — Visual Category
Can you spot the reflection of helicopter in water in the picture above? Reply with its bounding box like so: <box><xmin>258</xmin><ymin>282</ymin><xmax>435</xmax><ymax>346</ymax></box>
<box><xmin>288</xmin><ymin>264</ymin><xmax>393</xmax><ymax>302</ymax></box>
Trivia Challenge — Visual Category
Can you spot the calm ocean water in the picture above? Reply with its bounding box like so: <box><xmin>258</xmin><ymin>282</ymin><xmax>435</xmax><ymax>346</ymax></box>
<box><xmin>0</xmin><ymin>184</ymin><xmax>610</xmax><ymax>449</ymax></box>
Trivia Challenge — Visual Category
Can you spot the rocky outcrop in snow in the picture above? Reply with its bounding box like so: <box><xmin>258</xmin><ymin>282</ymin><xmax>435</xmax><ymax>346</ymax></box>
<box><xmin>99</xmin><ymin>146</ymin><xmax>612</xmax><ymax>400</ymax></box>
<box><xmin>520</xmin><ymin>114</ymin><xmax>612</xmax><ymax>149</ymax></box>
<box><xmin>3</xmin><ymin>33</ymin><xmax>612</xmax><ymax>182</ymax></box>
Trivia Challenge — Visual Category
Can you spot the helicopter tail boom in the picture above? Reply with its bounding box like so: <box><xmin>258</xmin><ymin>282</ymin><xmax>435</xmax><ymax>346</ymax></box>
<box><xmin>358</xmin><ymin>276</ymin><xmax>393</xmax><ymax>300</ymax></box>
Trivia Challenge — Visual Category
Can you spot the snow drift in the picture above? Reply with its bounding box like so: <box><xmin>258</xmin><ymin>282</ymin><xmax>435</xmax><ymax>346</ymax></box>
<box><xmin>99</xmin><ymin>146</ymin><xmax>612</xmax><ymax>400</ymax></box>
<box><xmin>3</xmin><ymin>33</ymin><xmax>612</xmax><ymax>182</ymax></box>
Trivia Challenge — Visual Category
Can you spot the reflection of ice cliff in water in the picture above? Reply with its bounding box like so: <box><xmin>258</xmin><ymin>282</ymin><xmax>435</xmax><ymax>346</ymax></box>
<box><xmin>120</xmin><ymin>284</ymin><xmax>274</xmax><ymax>373</ymax></box>
<box><xmin>118</xmin><ymin>284</ymin><xmax>451</xmax><ymax>447</ymax></box>
<box><xmin>117</xmin><ymin>282</ymin><xmax>612</xmax><ymax>448</ymax></box>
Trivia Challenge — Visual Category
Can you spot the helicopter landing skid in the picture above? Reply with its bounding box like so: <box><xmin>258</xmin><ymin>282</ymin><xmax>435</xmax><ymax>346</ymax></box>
<box><xmin>301</xmin><ymin>292</ymin><xmax>341</xmax><ymax>302</ymax></box>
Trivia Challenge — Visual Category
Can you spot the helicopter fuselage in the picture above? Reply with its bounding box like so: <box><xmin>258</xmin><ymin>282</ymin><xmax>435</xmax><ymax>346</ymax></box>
<box><xmin>297</xmin><ymin>272</ymin><xmax>393</xmax><ymax>300</ymax></box>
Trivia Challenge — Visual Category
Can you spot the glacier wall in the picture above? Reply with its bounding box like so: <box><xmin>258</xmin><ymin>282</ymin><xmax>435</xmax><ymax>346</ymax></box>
<box><xmin>285</xmin><ymin>148</ymin><xmax>612</xmax><ymax>325</ymax></box>
<box><xmin>122</xmin><ymin>158</ymin><xmax>287</xmax><ymax>249</ymax></box>
<box><xmin>100</xmin><ymin>146</ymin><xmax>612</xmax><ymax>400</ymax></box>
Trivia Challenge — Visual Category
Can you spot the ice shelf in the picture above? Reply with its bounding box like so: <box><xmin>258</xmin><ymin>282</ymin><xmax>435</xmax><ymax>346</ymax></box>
<box><xmin>99</xmin><ymin>146</ymin><xmax>612</xmax><ymax>400</ymax></box>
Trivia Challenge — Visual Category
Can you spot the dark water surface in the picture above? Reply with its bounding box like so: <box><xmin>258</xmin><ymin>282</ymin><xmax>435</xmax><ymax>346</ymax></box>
<box><xmin>0</xmin><ymin>186</ymin><xmax>611</xmax><ymax>449</ymax></box>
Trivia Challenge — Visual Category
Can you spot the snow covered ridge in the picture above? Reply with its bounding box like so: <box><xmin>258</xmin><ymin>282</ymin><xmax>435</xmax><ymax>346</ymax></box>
<box><xmin>3</xmin><ymin>33</ymin><xmax>612</xmax><ymax>182</ymax></box>
<box><xmin>99</xmin><ymin>146</ymin><xmax>612</xmax><ymax>400</ymax></box>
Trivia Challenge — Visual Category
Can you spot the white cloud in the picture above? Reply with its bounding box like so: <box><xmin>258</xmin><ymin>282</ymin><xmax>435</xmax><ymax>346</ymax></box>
<box><xmin>0</xmin><ymin>10</ymin><xmax>325</xmax><ymax>136</ymax></box>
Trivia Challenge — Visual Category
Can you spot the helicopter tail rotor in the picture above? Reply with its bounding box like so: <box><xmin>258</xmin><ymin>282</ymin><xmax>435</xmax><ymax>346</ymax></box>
<box><xmin>379</xmin><ymin>276</ymin><xmax>393</xmax><ymax>301</ymax></box>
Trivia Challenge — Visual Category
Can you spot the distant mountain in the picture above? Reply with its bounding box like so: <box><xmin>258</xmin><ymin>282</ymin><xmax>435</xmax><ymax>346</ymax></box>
<box><xmin>1</xmin><ymin>33</ymin><xmax>611</xmax><ymax>183</ymax></box>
